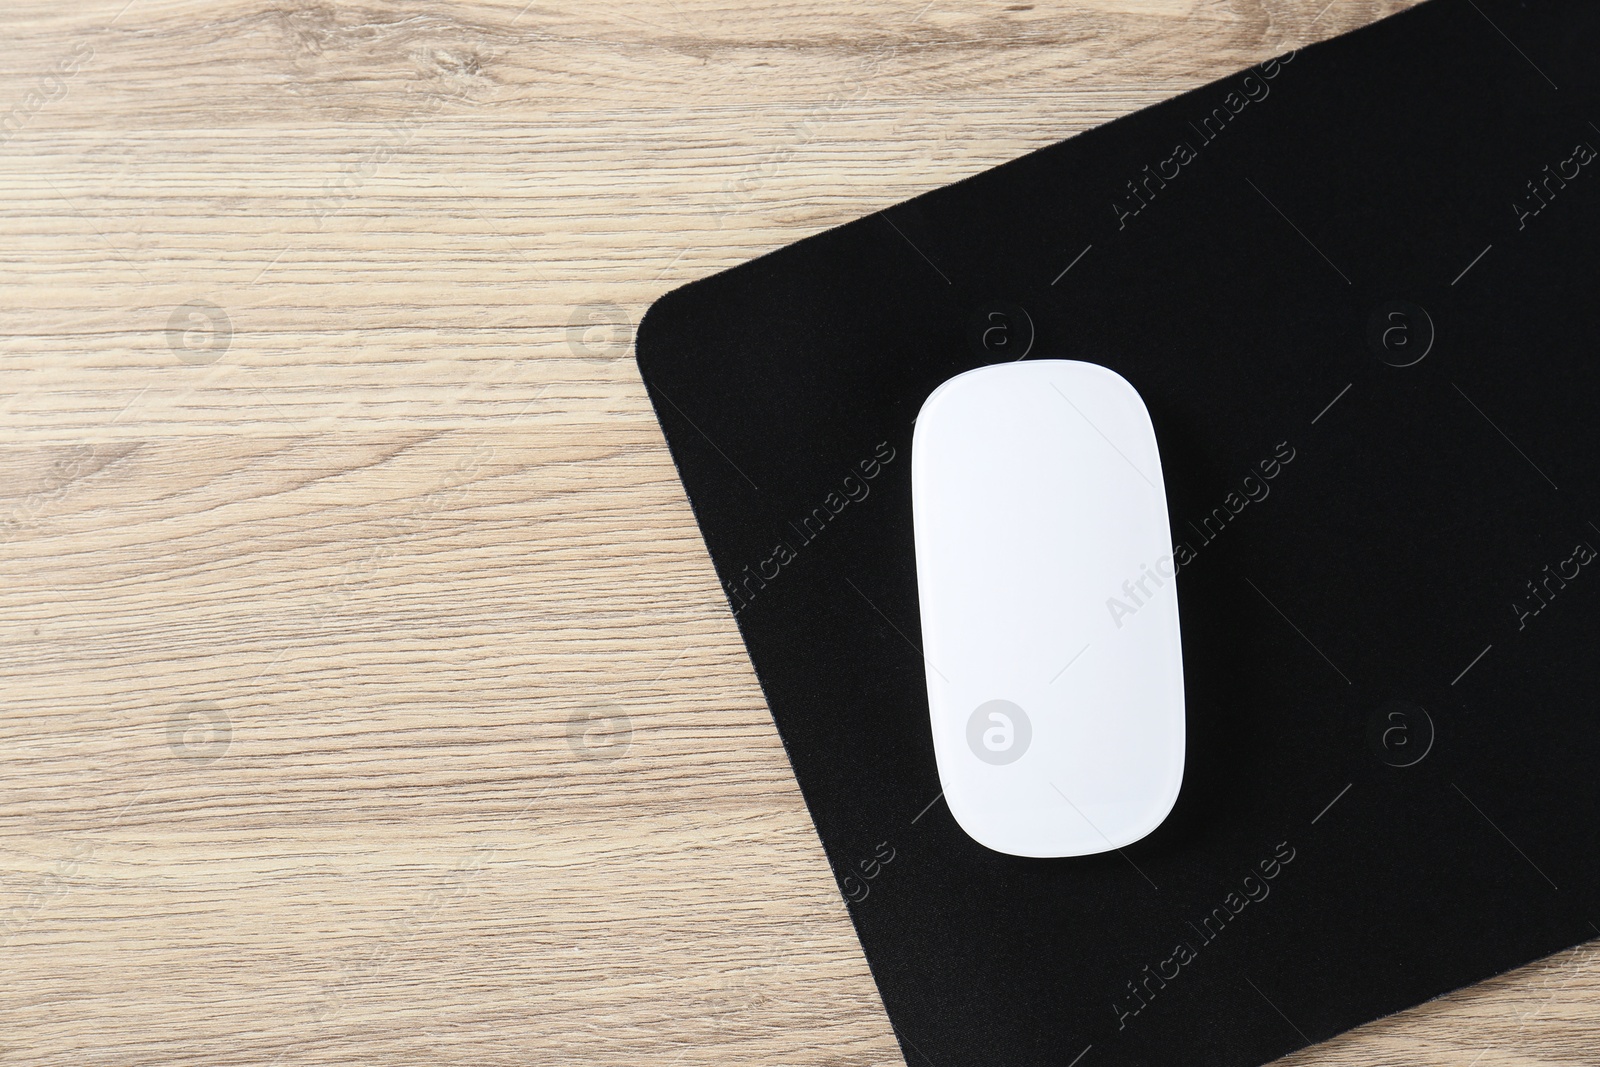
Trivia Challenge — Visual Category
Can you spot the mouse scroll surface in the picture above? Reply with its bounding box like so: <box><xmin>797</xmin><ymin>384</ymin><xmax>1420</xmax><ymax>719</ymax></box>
<box><xmin>912</xmin><ymin>360</ymin><xmax>1185</xmax><ymax>858</ymax></box>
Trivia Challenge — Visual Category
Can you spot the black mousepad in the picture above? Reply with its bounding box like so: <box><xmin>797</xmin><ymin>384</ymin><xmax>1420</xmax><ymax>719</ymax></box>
<box><xmin>635</xmin><ymin>2</ymin><xmax>1600</xmax><ymax>1063</ymax></box>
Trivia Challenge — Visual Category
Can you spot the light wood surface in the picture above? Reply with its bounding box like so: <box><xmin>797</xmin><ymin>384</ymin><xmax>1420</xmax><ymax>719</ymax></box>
<box><xmin>3</xmin><ymin>1</ymin><xmax>1595</xmax><ymax>1064</ymax></box>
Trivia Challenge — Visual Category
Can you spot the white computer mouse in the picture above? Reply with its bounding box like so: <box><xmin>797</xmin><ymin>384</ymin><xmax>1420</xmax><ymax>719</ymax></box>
<box><xmin>912</xmin><ymin>359</ymin><xmax>1185</xmax><ymax>858</ymax></box>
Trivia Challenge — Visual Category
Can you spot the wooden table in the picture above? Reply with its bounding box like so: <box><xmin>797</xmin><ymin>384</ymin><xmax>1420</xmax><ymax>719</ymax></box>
<box><xmin>3</xmin><ymin>2</ymin><xmax>1594</xmax><ymax>1063</ymax></box>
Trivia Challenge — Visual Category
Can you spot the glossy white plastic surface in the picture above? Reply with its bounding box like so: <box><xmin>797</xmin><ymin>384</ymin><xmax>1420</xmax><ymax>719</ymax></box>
<box><xmin>912</xmin><ymin>360</ymin><xmax>1185</xmax><ymax>858</ymax></box>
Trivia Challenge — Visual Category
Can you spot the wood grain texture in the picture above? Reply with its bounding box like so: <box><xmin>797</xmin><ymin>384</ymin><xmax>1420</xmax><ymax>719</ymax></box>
<box><xmin>2</xmin><ymin>1</ymin><xmax>1595</xmax><ymax>1064</ymax></box>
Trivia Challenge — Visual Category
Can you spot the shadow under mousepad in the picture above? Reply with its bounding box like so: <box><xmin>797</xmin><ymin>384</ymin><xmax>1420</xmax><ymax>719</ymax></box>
<box><xmin>636</xmin><ymin>2</ymin><xmax>1600</xmax><ymax>1063</ymax></box>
